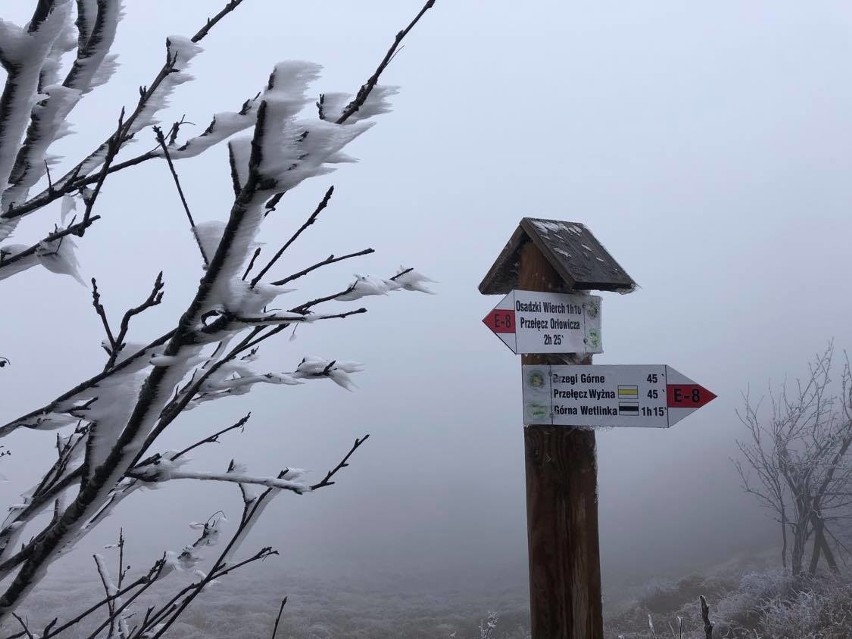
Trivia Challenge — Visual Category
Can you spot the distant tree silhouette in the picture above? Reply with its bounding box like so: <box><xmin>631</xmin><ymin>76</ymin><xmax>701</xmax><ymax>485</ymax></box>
<box><xmin>736</xmin><ymin>344</ymin><xmax>852</xmax><ymax>576</ymax></box>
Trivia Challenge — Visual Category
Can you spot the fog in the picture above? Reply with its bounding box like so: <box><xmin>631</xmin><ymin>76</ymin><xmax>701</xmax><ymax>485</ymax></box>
<box><xmin>3</xmin><ymin>0</ymin><xmax>852</xmax><ymax>628</ymax></box>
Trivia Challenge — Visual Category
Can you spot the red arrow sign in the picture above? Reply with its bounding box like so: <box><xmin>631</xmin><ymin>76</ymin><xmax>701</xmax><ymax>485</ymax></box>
<box><xmin>667</xmin><ymin>384</ymin><xmax>717</xmax><ymax>408</ymax></box>
<box><xmin>483</xmin><ymin>309</ymin><xmax>516</xmax><ymax>334</ymax></box>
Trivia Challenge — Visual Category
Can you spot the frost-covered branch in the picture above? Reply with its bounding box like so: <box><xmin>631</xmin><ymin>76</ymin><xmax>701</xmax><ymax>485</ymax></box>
<box><xmin>128</xmin><ymin>462</ymin><xmax>310</xmax><ymax>495</ymax></box>
<box><xmin>4</xmin><ymin>1</ymin><xmax>121</xmax><ymax>216</ymax></box>
<box><xmin>0</xmin><ymin>55</ymin><xmax>387</xmax><ymax>616</ymax></box>
<box><xmin>264</xmin><ymin>0</ymin><xmax>434</xmax><ymax>212</ymax></box>
<box><xmin>0</xmin><ymin>0</ymin><xmax>257</xmax><ymax>274</ymax></box>
<box><xmin>0</xmin><ymin>0</ymin><xmax>439</xmax><ymax>629</ymax></box>
<box><xmin>0</xmin><ymin>214</ymin><xmax>98</xmax><ymax>281</ymax></box>
<box><xmin>0</xmin><ymin>331</ymin><xmax>174</xmax><ymax>438</ymax></box>
<box><xmin>0</xmin><ymin>2</ymin><xmax>72</xmax><ymax>208</ymax></box>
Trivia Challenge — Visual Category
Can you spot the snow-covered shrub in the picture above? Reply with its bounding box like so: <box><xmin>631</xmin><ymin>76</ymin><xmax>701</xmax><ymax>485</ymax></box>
<box><xmin>736</xmin><ymin>573</ymin><xmax>852</xmax><ymax>638</ymax></box>
<box><xmin>0</xmin><ymin>0</ymin><xmax>436</xmax><ymax>636</ymax></box>
<box><xmin>609</xmin><ymin>568</ymin><xmax>852</xmax><ymax>639</ymax></box>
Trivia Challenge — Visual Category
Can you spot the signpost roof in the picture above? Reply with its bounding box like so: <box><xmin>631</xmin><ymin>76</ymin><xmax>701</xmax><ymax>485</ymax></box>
<box><xmin>478</xmin><ymin>217</ymin><xmax>637</xmax><ymax>295</ymax></box>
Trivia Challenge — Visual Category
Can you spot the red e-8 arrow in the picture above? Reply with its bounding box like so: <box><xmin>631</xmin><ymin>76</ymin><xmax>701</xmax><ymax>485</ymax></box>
<box><xmin>483</xmin><ymin>308</ymin><xmax>515</xmax><ymax>334</ymax></box>
<box><xmin>667</xmin><ymin>384</ymin><xmax>716</xmax><ymax>409</ymax></box>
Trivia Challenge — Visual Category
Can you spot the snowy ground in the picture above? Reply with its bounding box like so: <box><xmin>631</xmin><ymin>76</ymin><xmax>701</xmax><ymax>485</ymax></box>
<box><xmin>12</xmin><ymin>546</ymin><xmax>851</xmax><ymax>638</ymax></box>
<box><xmin>11</xmin><ymin>566</ymin><xmax>531</xmax><ymax>639</ymax></box>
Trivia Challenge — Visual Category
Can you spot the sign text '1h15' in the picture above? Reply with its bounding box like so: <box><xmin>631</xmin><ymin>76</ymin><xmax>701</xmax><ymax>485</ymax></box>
<box><xmin>522</xmin><ymin>364</ymin><xmax>716</xmax><ymax>428</ymax></box>
<box><xmin>482</xmin><ymin>290</ymin><xmax>603</xmax><ymax>355</ymax></box>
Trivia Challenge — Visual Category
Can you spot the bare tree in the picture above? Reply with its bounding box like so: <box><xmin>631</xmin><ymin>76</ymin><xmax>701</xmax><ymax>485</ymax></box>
<box><xmin>0</xmin><ymin>0</ymin><xmax>436</xmax><ymax>635</ymax></box>
<box><xmin>735</xmin><ymin>344</ymin><xmax>852</xmax><ymax>576</ymax></box>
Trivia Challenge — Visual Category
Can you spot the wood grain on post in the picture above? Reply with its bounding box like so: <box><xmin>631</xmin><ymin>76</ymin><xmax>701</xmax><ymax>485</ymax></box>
<box><xmin>519</xmin><ymin>240</ymin><xmax>604</xmax><ymax>639</ymax></box>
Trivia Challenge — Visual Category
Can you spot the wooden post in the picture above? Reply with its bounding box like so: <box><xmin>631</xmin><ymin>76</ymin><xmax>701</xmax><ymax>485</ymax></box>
<box><xmin>519</xmin><ymin>240</ymin><xmax>604</xmax><ymax>639</ymax></box>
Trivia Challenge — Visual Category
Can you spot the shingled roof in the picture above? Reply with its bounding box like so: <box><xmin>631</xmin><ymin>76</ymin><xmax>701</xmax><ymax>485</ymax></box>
<box><xmin>478</xmin><ymin>218</ymin><xmax>636</xmax><ymax>294</ymax></box>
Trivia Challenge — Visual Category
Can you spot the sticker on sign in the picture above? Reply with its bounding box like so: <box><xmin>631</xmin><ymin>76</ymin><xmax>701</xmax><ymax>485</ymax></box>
<box><xmin>522</xmin><ymin>364</ymin><xmax>716</xmax><ymax>428</ymax></box>
<box><xmin>482</xmin><ymin>290</ymin><xmax>602</xmax><ymax>355</ymax></box>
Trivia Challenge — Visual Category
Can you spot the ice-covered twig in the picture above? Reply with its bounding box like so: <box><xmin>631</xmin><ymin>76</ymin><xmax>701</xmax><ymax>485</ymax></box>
<box><xmin>270</xmin><ymin>248</ymin><xmax>374</xmax><ymax>286</ymax></box>
<box><xmin>699</xmin><ymin>595</ymin><xmax>713</xmax><ymax>639</ymax></box>
<box><xmin>104</xmin><ymin>272</ymin><xmax>165</xmax><ymax>370</ymax></box>
<box><xmin>0</xmin><ymin>426</ymin><xmax>89</xmax><ymax>567</ymax></box>
<box><xmin>10</xmin><ymin>612</ymin><xmax>33</xmax><ymax>639</ymax></box>
<box><xmin>132</xmin><ymin>431</ymin><xmax>367</xmax><ymax>638</ymax></box>
<box><xmin>141</xmin><ymin>546</ymin><xmax>276</xmax><ymax>639</ymax></box>
<box><xmin>169</xmin><ymin>413</ymin><xmax>250</xmax><ymax>462</ymax></box>
<box><xmin>128</xmin><ymin>466</ymin><xmax>310</xmax><ymax>494</ymax></box>
<box><xmin>271</xmin><ymin>598</ymin><xmax>287</xmax><ymax>639</ymax></box>
<box><xmin>232</xmin><ymin>308</ymin><xmax>366</xmax><ymax>326</ymax></box>
<box><xmin>1</xmin><ymin>557</ymin><xmax>163</xmax><ymax>639</ymax></box>
<box><xmin>76</xmin><ymin>107</ymin><xmax>127</xmax><ymax>233</ymax></box>
<box><xmin>333</xmin><ymin>267</ymin><xmax>435</xmax><ymax>301</ymax></box>
<box><xmin>388</xmin><ymin>266</ymin><xmax>436</xmax><ymax>293</ymax></box>
<box><xmin>93</xmin><ymin>552</ymin><xmax>120</xmax><ymax>637</ymax></box>
<box><xmin>0</xmin><ymin>215</ymin><xmax>100</xmax><ymax>280</ymax></box>
<box><xmin>191</xmin><ymin>0</ymin><xmax>248</xmax><ymax>43</ymax></box>
<box><xmin>241</xmin><ymin>246</ymin><xmax>262</xmax><ymax>281</ymax></box>
<box><xmin>90</xmin><ymin>278</ymin><xmax>117</xmax><ymax>351</ymax></box>
<box><xmin>250</xmin><ymin>281</ymin><xmax>365</xmax><ymax>325</ymax></box>
<box><xmin>0</xmin><ymin>467</ymin><xmax>82</xmax><ymax>568</ymax></box>
<box><xmin>164</xmin><ymin>95</ymin><xmax>260</xmax><ymax>160</ymax></box>
<box><xmin>311</xmin><ymin>435</ymin><xmax>370</xmax><ymax>490</ymax></box>
<box><xmin>153</xmin><ymin>126</ymin><xmax>208</xmax><ymax>266</ymax></box>
<box><xmin>5</xmin><ymin>93</ymin><xmax>255</xmax><ymax>221</ymax></box>
<box><xmin>188</xmin><ymin>511</ymin><xmax>226</xmax><ymax>549</ymax></box>
<box><xmin>335</xmin><ymin>0</ymin><xmax>436</xmax><ymax>124</ymax></box>
<box><xmin>251</xmin><ymin>185</ymin><xmax>334</xmax><ymax>286</ymax></box>
<box><xmin>292</xmin><ymin>357</ymin><xmax>364</xmax><ymax>391</ymax></box>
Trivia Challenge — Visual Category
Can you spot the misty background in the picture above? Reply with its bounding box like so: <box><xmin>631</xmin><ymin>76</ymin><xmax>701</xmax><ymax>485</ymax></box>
<box><xmin>2</xmin><ymin>0</ymin><xmax>852</xmax><ymax>615</ymax></box>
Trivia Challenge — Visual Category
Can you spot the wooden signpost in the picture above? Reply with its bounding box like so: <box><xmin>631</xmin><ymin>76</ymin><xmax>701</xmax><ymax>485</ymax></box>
<box><xmin>479</xmin><ymin>218</ymin><xmax>715</xmax><ymax>639</ymax></box>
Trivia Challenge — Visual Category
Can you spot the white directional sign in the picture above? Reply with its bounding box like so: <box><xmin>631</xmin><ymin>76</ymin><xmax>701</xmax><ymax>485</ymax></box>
<box><xmin>522</xmin><ymin>365</ymin><xmax>716</xmax><ymax>428</ymax></box>
<box><xmin>482</xmin><ymin>290</ymin><xmax>602</xmax><ymax>355</ymax></box>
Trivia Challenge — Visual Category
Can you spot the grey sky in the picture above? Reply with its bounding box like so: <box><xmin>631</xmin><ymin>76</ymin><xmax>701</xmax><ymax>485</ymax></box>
<box><xmin>3</xmin><ymin>0</ymin><xmax>852</xmax><ymax>598</ymax></box>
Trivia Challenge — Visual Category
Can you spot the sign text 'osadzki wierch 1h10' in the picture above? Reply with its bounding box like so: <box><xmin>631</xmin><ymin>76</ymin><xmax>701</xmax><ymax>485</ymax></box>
<box><xmin>482</xmin><ymin>289</ymin><xmax>603</xmax><ymax>355</ymax></box>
